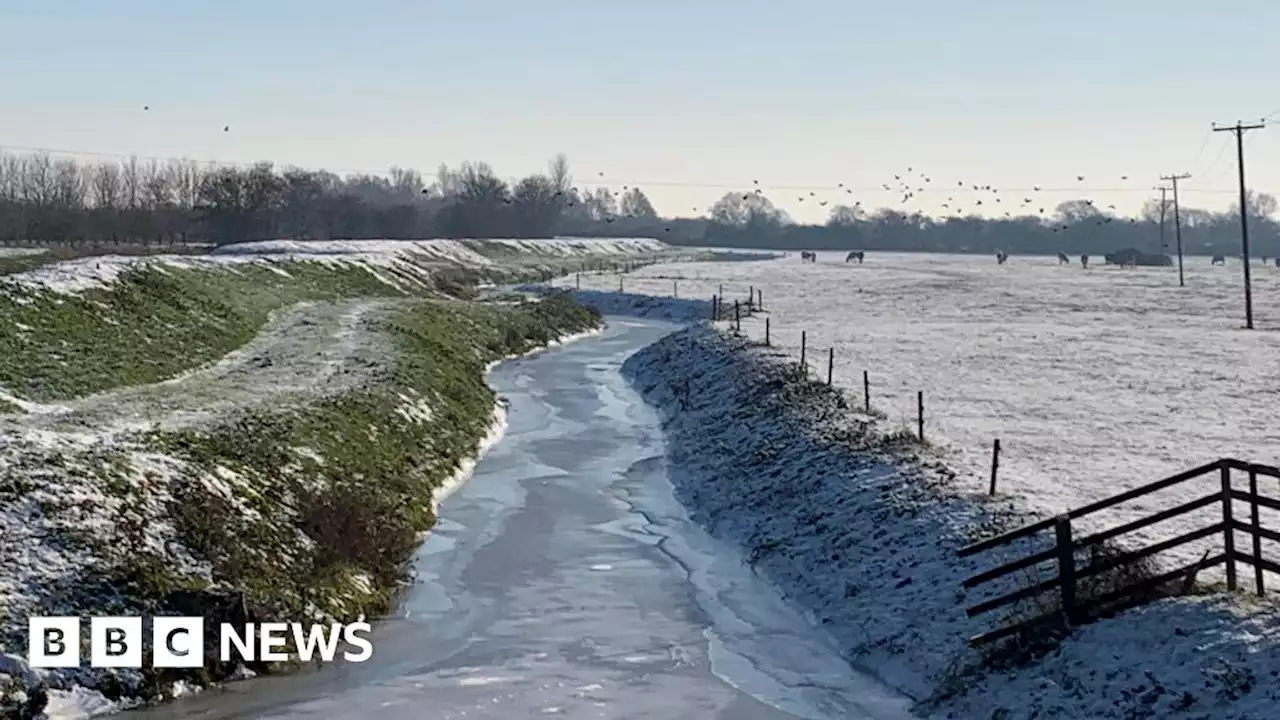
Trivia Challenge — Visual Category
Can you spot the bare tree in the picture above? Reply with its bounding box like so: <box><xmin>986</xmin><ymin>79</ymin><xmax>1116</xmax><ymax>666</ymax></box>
<box><xmin>20</xmin><ymin>153</ymin><xmax>55</xmax><ymax>207</ymax></box>
<box><xmin>143</xmin><ymin>160</ymin><xmax>174</xmax><ymax>210</ymax></box>
<box><xmin>827</xmin><ymin>204</ymin><xmax>866</xmax><ymax>226</ymax></box>
<box><xmin>168</xmin><ymin>160</ymin><xmax>203</xmax><ymax>209</ymax></box>
<box><xmin>121</xmin><ymin>156</ymin><xmax>142</xmax><ymax>210</ymax></box>
<box><xmin>619</xmin><ymin>187</ymin><xmax>657</xmax><ymax>218</ymax></box>
<box><xmin>1231</xmin><ymin>190</ymin><xmax>1279</xmax><ymax>220</ymax></box>
<box><xmin>511</xmin><ymin>175</ymin><xmax>560</xmax><ymax>237</ymax></box>
<box><xmin>1140</xmin><ymin>198</ymin><xmax>1172</xmax><ymax>224</ymax></box>
<box><xmin>52</xmin><ymin>159</ymin><xmax>87</xmax><ymax>209</ymax></box>
<box><xmin>709</xmin><ymin>190</ymin><xmax>785</xmax><ymax>227</ymax></box>
<box><xmin>1055</xmin><ymin>199</ymin><xmax>1101</xmax><ymax>224</ymax></box>
<box><xmin>92</xmin><ymin>163</ymin><xmax>122</xmax><ymax>210</ymax></box>
<box><xmin>548</xmin><ymin>153</ymin><xmax>572</xmax><ymax>195</ymax></box>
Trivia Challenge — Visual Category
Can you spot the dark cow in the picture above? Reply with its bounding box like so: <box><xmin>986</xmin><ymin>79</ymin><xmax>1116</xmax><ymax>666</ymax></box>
<box><xmin>1081</xmin><ymin>254</ymin><xmax>1089</xmax><ymax>268</ymax></box>
<box><xmin>1212</xmin><ymin>255</ymin><xmax>1226</xmax><ymax>265</ymax></box>
<box><xmin>996</xmin><ymin>251</ymin><xmax>1009</xmax><ymax>264</ymax></box>
<box><xmin>800</xmin><ymin>251</ymin><xmax>817</xmax><ymax>263</ymax></box>
<box><xmin>1057</xmin><ymin>252</ymin><xmax>1070</xmax><ymax>264</ymax></box>
<box><xmin>845</xmin><ymin>251</ymin><xmax>864</xmax><ymax>263</ymax></box>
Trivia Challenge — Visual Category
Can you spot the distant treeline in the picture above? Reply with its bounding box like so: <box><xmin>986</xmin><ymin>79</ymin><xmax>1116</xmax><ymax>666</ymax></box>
<box><xmin>0</xmin><ymin>150</ymin><xmax>693</xmax><ymax>247</ymax></box>
<box><xmin>688</xmin><ymin>191</ymin><xmax>1280</xmax><ymax>257</ymax></box>
<box><xmin>0</xmin><ymin>148</ymin><xmax>1276</xmax><ymax>257</ymax></box>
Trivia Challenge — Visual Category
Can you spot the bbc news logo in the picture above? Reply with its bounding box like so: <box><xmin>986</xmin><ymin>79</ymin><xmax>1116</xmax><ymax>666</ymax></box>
<box><xmin>28</xmin><ymin>617</ymin><xmax>374</xmax><ymax>668</ymax></box>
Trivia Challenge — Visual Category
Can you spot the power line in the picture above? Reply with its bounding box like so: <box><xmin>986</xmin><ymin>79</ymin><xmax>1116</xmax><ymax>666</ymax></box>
<box><xmin>1189</xmin><ymin>128</ymin><xmax>1214</xmax><ymax>169</ymax></box>
<box><xmin>1212</xmin><ymin>120</ymin><xmax>1266</xmax><ymax>329</ymax></box>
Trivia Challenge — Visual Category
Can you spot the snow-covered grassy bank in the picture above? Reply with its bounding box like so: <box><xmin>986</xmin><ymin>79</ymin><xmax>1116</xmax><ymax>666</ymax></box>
<box><xmin>599</xmin><ymin>289</ymin><xmax>1280</xmax><ymax>719</ymax></box>
<box><xmin>515</xmin><ymin>286</ymin><xmax>714</xmax><ymax>322</ymax></box>
<box><xmin>0</xmin><ymin>240</ymin><xmax>674</xmax><ymax>718</ymax></box>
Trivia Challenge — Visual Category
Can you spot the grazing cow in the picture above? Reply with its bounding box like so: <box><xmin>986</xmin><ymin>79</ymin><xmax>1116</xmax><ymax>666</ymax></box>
<box><xmin>800</xmin><ymin>251</ymin><xmax>817</xmax><ymax>263</ymax></box>
<box><xmin>1212</xmin><ymin>255</ymin><xmax>1226</xmax><ymax>265</ymax></box>
<box><xmin>996</xmin><ymin>251</ymin><xmax>1009</xmax><ymax>264</ymax></box>
<box><xmin>845</xmin><ymin>251</ymin><xmax>864</xmax><ymax>263</ymax></box>
<box><xmin>1057</xmin><ymin>252</ymin><xmax>1070</xmax><ymax>264</ymax></box>
<box><xmin>1081</xmin><ymin>254</ymin><xmax>1089</xmax><ymax>268</ymax></box>
<box><xmin>1275</xmin><ymin>258</ymin><xmax>1279</xmax><ymax>268</ymax></box>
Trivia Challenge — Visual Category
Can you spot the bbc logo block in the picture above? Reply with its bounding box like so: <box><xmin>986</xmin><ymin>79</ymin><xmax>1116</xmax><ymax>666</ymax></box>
<box><xmin>28</xmin><ymin>617</ymin><xmax>373</xmax><ymax>668</ymax></box>
<box><xmin>29</xmin><ymin>617</ymin><xmax>205</xmax><ymax>669</ymax></box>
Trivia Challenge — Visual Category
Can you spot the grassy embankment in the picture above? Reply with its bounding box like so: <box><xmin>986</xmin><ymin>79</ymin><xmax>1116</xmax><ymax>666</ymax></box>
<box><xmin>0</xmin><ymin>257</ymin><xmax>599</xmax><ymax>712</ymax></box>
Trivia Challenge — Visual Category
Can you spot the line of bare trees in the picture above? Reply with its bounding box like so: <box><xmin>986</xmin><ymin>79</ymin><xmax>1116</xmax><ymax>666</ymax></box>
<box><xmin>9</xmin><ymin>144</ymin><xmax>1274</xmax><ymax>256</ymax></box>
<box><xmin>701</xmin><ymin>189</ymin><xmax>1280</xmax><ymax>256</ymax></box>
<box><xmin>0</xmin><ymin>150</ymin><xmax>673</xmax><ymax>247</ymax></box>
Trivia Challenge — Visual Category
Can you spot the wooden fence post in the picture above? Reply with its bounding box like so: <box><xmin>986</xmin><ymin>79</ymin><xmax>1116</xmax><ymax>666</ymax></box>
<box><xmin>619</xmin><ymin>276</ymin><xmax>624</xmax><ymax>293</ymax></box>
<box><xmin>800</xmin><ymin>331</ymin><xmax>807</xmax><ymax>372</ymax></box>
<box><xmin>1055</xmin><ymin>515</ymin><xmax>1078</xmax><ymax>625</ymax></box>
<box><xmin>748</xmin><ymin>285</ymin><xmax>755</xmax><ymax>310</ymax></box>
<box><xmin>917</xmin><ymin>391</ymin><xmax>925</xmax><ymax>442</ymax></box>
<box><xmin>765</xmin><ymin>317</ymin><xmax>770</xmax><ymax>346</ymax></box>
<box><xmin>1221</xmin><ymin>463</ymin><xmax>1237</xmax><ymax>592</ymax></box>
<box><xmin>863</xmin><ymin>371</ymin><xmax>870</xmax><ymax>413</ymax></box>
<box><xmin>1250</xmin><ymin>466</ymin><xmax>1264</xmax><ymax>596</ymax></box>
<box><xmin>734</xmin><ymin>300</ymin><xmax>741</xmax><ymax>332</ymax></box>
<box><xmin>712</xmin><ymin>295</ymin><xmax>718</xmax><ymax>321</ymax></box>
<box><xmin>827</xmin><ymin>347</ymin><xmax>834</xmax><ymax>385</ymax></box>
<box><xmin>989</xmin><ymin>439</ymin><xmax>1001</xmax><ymax>495</ymax></box>
<box><xmin>758</xmin><ymin>289</ymin><xmax>763</xmax><ymax>310</ymax></box>
<box><xmin>673</xmin><ymin>280</ymin><xmax>678</xmax><ymax>298</ymax></box>
<box><xmin>719</xmin><ymin>283</ymin><xmax>724</xmax><ymax>298</ymax></box>
<box><xmin>576</xmin><ymin>273</ymin><xmax>580</xmax><ymax>289</ymax></box>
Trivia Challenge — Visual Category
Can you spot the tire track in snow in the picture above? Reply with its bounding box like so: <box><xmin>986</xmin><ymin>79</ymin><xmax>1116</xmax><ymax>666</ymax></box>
<box><xmin>6</xmin><ymin>298</ymin><xmax>402</xmax><ymax>435</ymax></box>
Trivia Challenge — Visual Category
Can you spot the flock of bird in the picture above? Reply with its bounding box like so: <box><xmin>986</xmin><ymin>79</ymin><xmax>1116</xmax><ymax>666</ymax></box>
<box><xmin>577</xmin><ymin>166</ymin><xmax>1149</xmax><ymax>231</ymax></box>
<box><xmin>866</xmin><ymin>166</ymin><xmax>1136</xmax><ymax>231</ymax></box>
<box><xmin>138</xmin><ymin>103</ymin><xmax>1156</xmax><ymax>229</ymax></box>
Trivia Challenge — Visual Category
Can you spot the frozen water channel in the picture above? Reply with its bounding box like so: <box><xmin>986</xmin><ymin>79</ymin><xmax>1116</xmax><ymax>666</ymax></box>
<box><xmin>124</xmin><ymin>318</ymin><xmax>911</xmax><ymax>720</ymax></box>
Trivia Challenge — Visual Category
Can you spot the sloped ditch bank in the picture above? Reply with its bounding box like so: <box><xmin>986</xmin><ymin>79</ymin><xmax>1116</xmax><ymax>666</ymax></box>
<box><xmin>614</xmin><ymin>318</ymin><xmax>1280</xmax><ymax>720</ymax></box>
<box><xmin>618</xmin><ymin>324</ymin><xmax>1016</xmax><ymax>707</ymax></box>
<box><xmin>0</xmin><ymin>293</ymin><xmax>605</xmax><ymax>720</ymax></box>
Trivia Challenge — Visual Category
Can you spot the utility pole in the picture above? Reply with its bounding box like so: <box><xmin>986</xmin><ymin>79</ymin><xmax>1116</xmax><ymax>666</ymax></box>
<box><xmin>1161</xmin><ymin>173</ymin><xmax>1191</xmax><ymax>287</ymax></box>
<box><xmin>1153</xmin><ymin>185</ymin><xmax>1170</xmax><ymax>255</ymax></box>
<box><xmin>1213</xmin><ymin>120</ymin><xmax>1266</xmax><ymax>329</ymax></box>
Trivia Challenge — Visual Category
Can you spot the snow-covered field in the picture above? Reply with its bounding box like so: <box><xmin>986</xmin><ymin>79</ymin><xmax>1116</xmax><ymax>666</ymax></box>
<box><xmin>556</xmin><ymin>251</ymin><xmax>1280</xmax><ymax>579</ymax></box>
<box><xmin>612</xmin><ymin>311</ymin><xmax>1280</xmax><ymax>720</ymax></box>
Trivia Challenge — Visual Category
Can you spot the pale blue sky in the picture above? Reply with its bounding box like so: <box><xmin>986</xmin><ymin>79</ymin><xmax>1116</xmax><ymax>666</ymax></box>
<box><xmin>2</xmin><ymin>0</ymin><xmax>1279</xmax><ymax>223</ymax></box>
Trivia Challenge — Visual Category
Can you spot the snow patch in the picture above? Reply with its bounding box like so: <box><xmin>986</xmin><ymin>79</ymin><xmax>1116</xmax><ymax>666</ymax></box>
<box><xmin>433</xmin><ymin>404</ymin><xmax>508</xmax><ymax>511</ymax></box>
<box><xmin>517</xmin><ymin>287</ymin><xmax>712</xmax><ymax>322</ymax></box>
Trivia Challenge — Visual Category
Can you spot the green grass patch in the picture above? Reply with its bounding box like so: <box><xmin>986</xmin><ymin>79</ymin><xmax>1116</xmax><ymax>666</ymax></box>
<box><xmin>116</xmin><ymin>293</ymin><xmax>599</xmax><ymax>640</ymax></box>
<box><xmin>0</xmin><ymin>261</ymin><xmax>416</xmax><ymax>401</ymax></box>
<box><xmin>0</xmin><ymin>253</ymin><xmax>54</xmax><ymax>276</ymax></box>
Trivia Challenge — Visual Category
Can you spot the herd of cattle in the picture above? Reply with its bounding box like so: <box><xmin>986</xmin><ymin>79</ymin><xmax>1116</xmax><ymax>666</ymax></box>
<box><xmin>794</xmin><ymin>250</ymin><xmax>1279</xmax><ymax>268</ymax></box>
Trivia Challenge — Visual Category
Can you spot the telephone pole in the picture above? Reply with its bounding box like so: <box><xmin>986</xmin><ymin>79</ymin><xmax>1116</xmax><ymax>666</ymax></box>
<box><xmin>1213</xmin><ymin>120</ymin><xmax>1266</xmax><ymax>329</ymax></box>
<box><xmin>1161</xmin><ymin>173</ymin><xmax>1191</xmax><ymax>287</ymax></box>
<box><xmin>1153</xmin><ymin>185</ymin><xmax>1170</xmax><ymax>255</ymax></box>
